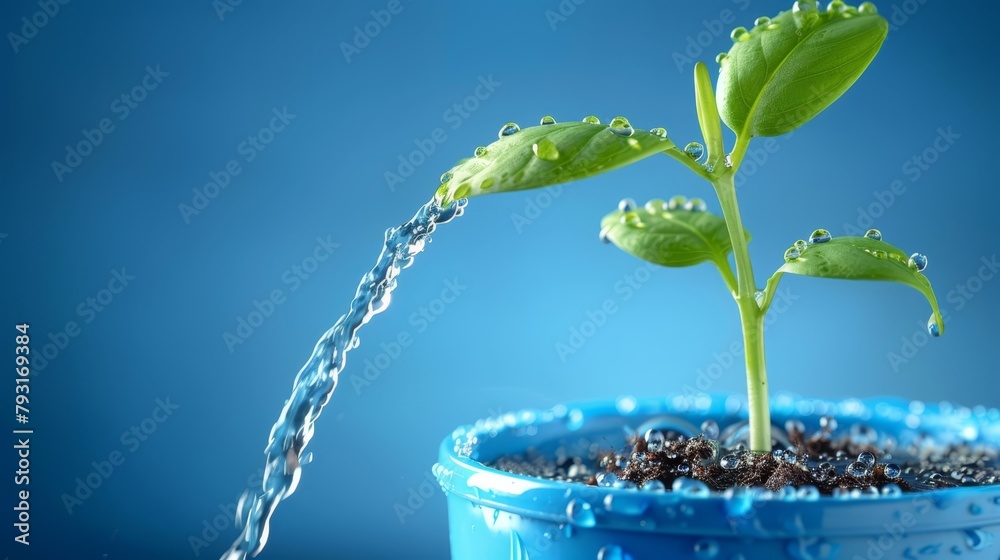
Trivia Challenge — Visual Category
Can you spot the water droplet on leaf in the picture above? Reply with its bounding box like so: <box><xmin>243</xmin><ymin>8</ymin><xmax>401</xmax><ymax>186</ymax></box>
<box><xmin>864</xmin><ymin>228</ymin><xmax>882</xmax><ymax>241</ymax></box>
<box><xmin>784</xmin><ymin>247</ymin><xmax>801</xmax><ymax>262</ymax></box>
<box><xmin>858</xmin><ymin>2</ymin><xmax>878</xmax><ymax>15</ymax></box>
<box><xmin>540</xmin><ymin>115</ymin><xmax>556</xmax><ymax>125</ymax></box>
<box><xmin>715</xmin><ymin>53</ymin><xmax>727</xmax><ymax>65</ymax></box>
<box><xmin>582</xmin><ymin>115</ymin><xmax>601</xmax><ymax>124</ymax></box>
<box><xmin>533</xmin><ymin>138</ymin><xmax>560</xmax><ymax>161</ymax></box>
<box><xmin>730</xmin><ymin>26</ymin><xmax>749</xmax><ymax>41</ymax></box>
<box><xmin>618</xmin><ymin>198</ymin><xmax>637</xmax><ymax>212</ymax></box>
<box><xmin>794</xmin><ymin>239</ymin><xmax>808</xmax><ymax>253</ymax></box>
<box><xmin>668</xmin><ymin>196</ymin><xmax>687</xmax><ymax>210</ymax></box>
<box><xmin>927</xmin><ymin>315</ymin><xmax>940</xmax><ymax>337</ymax></box>
<box><xmin>599</xmin><ymin>226</ymin><xmax>612</xmax><ymax>244</ymax></box>
<box><xmin>498</xmin><ymin>122</ymin><xmax>520</xmax><ymax>138</ymax></box>
<box><xmin>754</xmin><ymin>16</ymin><xmax>771</xmax><ymax>27</ymax></box>
<box><xmin>684</xmin><ymin>198</ymin><xmax>707</xmax><ymax>212</ymax></box>
<box><xmin>649</xmin><ymin>127</ymin><xmax>668</xmax><ymax>138</ymax></box>
<box><xmin>808</xmin><ymin>229</ymin><xmax>832</xmax><ymax>243</ymax></box>
<box><xmin>684</xmin><ymin>142</ymin><xmax>705</xmax><ymax>161</ymax></box>
<box><xmin>474</xmin><ymin>146</ymin><xmax>488</xmax><ymax>158</ymax></box>
<box><xmin>609</xmin><ymin>116</ymin><xmax>634</xmax><ymax>137</ymax></box>
<box><xmin>645</xmin><ymin>199</ymin><xmax>667</xmax><ymax>213</ymax></box>
<box><xmin>439</xmin><ymin>172</ymin><xmax>452</xmax><ymax>184</ymax></box>
<box><xmin>908</xmin><ymin>253</ymin><xmax>928</xmax><ymax>272</ymax></box>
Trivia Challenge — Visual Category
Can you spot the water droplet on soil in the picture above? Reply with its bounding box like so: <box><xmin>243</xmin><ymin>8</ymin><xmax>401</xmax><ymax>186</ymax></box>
<box><xmin>721</xmin><ymin>454</ymin><xmax>740</xmax><ymax>469</ymax></box>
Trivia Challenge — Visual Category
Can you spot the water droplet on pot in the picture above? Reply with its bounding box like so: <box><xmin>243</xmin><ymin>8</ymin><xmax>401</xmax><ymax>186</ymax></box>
<box><xmin>928</xmin><ymin>316</ymin><xmax>940</xmax><ymax>337</ymax></box>
<box><xmin>609</xmin><ymin>116</ymin><xmax>634</xmax><ymax>137</ymax></box>
<box><xmin>474</xmin><ymin>146</ymin><xmax>488</xmax><ymax>158</ymax></box>
<box><xmin>700</xmin><ymin>420</ymin><xmax>720</xmax><ymax>439</ymax></box>
<box><xmin>685</xmin><ymin>198</ymin><xmax>707</xmax><ymax>212</ymax></box>
<box><xmin>809</xmin><ymin>229</ymin><xmax>832</xmax><ymax>243</ymax></box>
<box><xmin>684</xmin><ymin>142</ymin><xmax>705</xmax><ymax>161</ymax></box>
<box><xmin>582</xmin><ymin>115</ymin><xmax>601</xmax><ymax>124</ymax></box>
<box><xmin>540</xmin><ymin>115</ymin><xmax>556</xmax><ymax>125</ymax></box>
<box><xmin>619</xmin><ymin>198</ymin><xmax>637</xmax><ymax>212</ymax></box>
<box><xmin>499</xmin><ymin>122</ymin><xmax>520</xmax><ymax>138</ymax></box>
<box><xmin>858</xmin><ymin>451</ymin><xmax>876</xmax><ymax>468</ymax></box>
<box><xmin>439</xmin><ymin>172</ymin><xmax>453</xmax><ymax>184</ymax></box>
<box><xmin>597</xmin><ymin>544</ymin><xmax>632</xmax><ymax>560</ymax></box>
<box><xmin>884</xmin><ymin>463</ymin><xmax>901</xmax><ymax>478</ymax></box>
<box><xmin>604</xmin><ymin>493</ymin><xmax>649</xmax><ymax>516</ymax></box>
<box><xmin>668</xmin><ymin>195</ymin><xmax>687</xmax><ymax>210</ymax></box>
<box><xmin>645</xmin><ymin>198</ymin><xmax>668</xmax><ymax>213</ymax></box>
<box><xmin>643</xmin><ymin>479</ymin><xmax>666</xmax><ymax>492</ymax></box>
<box><xmin>784</xmin><ymin>247</ymin><xmax>801</xmax><ymax>262</ymax></box>
<box><xmin>847</xmin><ymin>462</ymin><xmax>868</xmax><ymax>477</ymax></box>
<box><xmin>649</xmin><ymin>127</ymin><xmax>668</xmax><ymax>138</ymax></box>
<box><xmin>566</xmin><ymin>499</ymin><xmax>596</xmax><ymax>527</ymax></box>
<box><xmin>858</xmin><ymin>2</ymin><xmax>878</xmax><ymax>15</ymax></box>
<box><xmin>693</xmin><ymin>539</ymin><xmax>720</xmax><ymax>558</ymax></box>
<box><xmin>864</xmin><ymin>228</ymin><xmax>882</xmax><ymax>241</ymax></box>
<box><xmin>908</xmin><ymin>253</ymin><xmax>928</xmax><ymax>272</ymax></box>
<box><xmin>755</xmin><ymin>16</ymin><xmax>771</xmax><ymax>27</ymax></box>
<box><xmin>644</xmin><ymin>429</ymin><xmax>666</xmax><ymax>451</ymax></box>
<box><xmin>730</xmin><ymin>27</ymin><xmax>749</xmax><ymax>41</ymax></box>
<box><xmin>533</xmin><ymin>138</ymin><xmax>560</xmax><ymax>161</ymax></box>
<box><xmin>720</xmin><ymin>454</ymin><xmax>740</xmax><ymax>470</ymax></box>
<box><xmin>964</xmin><ymin>528</ymin><xmax>992</xmax><ymax>551</ymax></box>
<box><xmin>672</xmin><ymin>477</ymin><xmax>709</xmax><ymax>496</ymax></box>
<box><xmin>797</xmin><ymin>486</ymin><xmax>820</xmax><ymax>500</ymax></box>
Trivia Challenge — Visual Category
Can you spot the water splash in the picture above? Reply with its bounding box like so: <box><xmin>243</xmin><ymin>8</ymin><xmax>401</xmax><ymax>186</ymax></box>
<box><xmin>222</xmin><ymin>197</ymin><xmax>466</xmax><ymax>559</ymax></box>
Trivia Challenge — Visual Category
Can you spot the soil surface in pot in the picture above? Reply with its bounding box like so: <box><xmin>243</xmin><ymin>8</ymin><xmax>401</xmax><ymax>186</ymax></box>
<box><xmin>490</xmin><ymin>418</ymin><xmax>999</xmax><ymax>495</ymax></box>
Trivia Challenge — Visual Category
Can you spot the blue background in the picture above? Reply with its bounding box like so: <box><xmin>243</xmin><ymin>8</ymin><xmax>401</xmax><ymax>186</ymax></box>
<box><xmin>2</xmin><ymin>0</ymin><xmax>997</xmax><ymax>558</ymax></box>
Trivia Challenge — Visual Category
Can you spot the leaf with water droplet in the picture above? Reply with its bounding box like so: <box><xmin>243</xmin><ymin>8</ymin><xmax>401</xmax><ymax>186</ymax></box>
<box><xmin>768</xmin><ymin>236</ymin><xmax>944</xmax><ymax>335</ymax></box>
<box><xmin>601</xmin><ymin>203</ymin><xmax>750</xmax><ymax>271</ymax></box>
<box><xmin>716</xmin><ymin>4</ymin><xmax>888</xmax><ymax>137</ymax></box>
<box><xmin>435</xmin><ymin>122</ymin><xmax>675</xmax><ymax>205</ymax></box>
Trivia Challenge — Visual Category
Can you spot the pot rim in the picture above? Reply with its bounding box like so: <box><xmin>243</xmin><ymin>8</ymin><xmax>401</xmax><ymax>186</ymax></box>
<box><xmin>435</xmin><ymin>394</ymin><xmax>1000</xmax><ymax>538</ymax></box>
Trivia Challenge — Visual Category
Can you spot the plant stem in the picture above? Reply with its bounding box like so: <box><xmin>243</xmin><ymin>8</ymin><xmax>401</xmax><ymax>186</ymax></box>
<box><xmin>713</xmin><ymin>173</ymin><xmax>771</xmax><ymax>453</ymax></box>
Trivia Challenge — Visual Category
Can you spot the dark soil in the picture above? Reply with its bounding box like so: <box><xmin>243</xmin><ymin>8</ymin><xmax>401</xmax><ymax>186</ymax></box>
<box><xmin>489</xmin><ymin>420</ymin><xmax>999</xmax><ymax>495</ymax></box>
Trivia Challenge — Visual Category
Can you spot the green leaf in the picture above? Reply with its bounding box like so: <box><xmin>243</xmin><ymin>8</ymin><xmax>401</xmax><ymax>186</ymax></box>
<box><xmin>773</xmin><ymin>235</ymin><xmax>945</xmax><ymax>335</ymax></box>
<box><xmin>716</xmin><ymin>1</ymin><xmax>888</xmax><ymax>138</ymax></box>
<box><xmin>435</xmin><ymin>119</ymin><xmax>673</xmax><ymax>205</ymax></box>
<box><xmin>600</xmin><ymin>199</ymin><xmax>749</xmax><ymax>269</ymax></box>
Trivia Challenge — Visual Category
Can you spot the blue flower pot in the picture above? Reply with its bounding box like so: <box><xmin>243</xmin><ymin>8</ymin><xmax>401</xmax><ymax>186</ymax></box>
<box><xmin>435</xmin><ymin>395</ymin><xmax>1000</xmax><ymax>559</ymax></box>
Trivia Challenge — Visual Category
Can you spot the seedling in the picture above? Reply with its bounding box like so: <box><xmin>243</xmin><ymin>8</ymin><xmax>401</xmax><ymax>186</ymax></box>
<box><xmin>434</xmin><ymin>0</ymin><xmax>944</xmax><ymax>453</ymax></box>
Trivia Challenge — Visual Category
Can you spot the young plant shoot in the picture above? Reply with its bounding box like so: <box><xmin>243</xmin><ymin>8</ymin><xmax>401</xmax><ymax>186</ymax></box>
<box><xmin>434</xmin><ymin>0</ymin><xmax>945</xmax><ymax>453</ymax></box>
